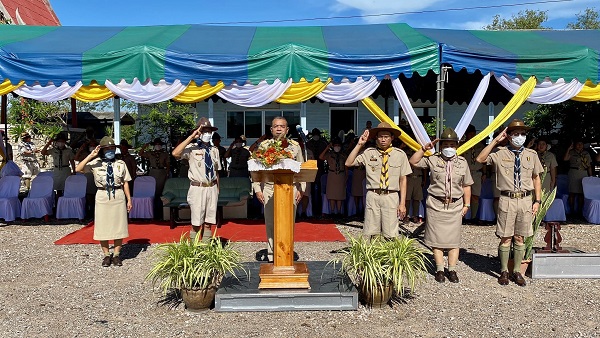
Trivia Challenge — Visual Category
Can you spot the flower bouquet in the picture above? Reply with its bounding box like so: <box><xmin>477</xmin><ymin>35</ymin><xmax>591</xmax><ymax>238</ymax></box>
<box><xmin>248</xmin><ymin>138</ymin><xmax>300</xmax><ymax>172</ymax></box>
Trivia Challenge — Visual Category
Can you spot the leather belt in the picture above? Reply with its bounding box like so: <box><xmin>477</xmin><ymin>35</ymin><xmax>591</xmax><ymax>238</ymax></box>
<box><xmin>97</xmin><ymin>186</ymin><xmax>122</xmax><ymax>190</ymax></box>
<box><xmin>191</xmin><ymin>181</ymin><xmax>217</xmax><ymax>187</ymax></box>
<box><xmin>500</xmin><ymin>190</ymin><xmax>532</xmax><ymax>199</ymax></box>
<box><xmin>54</xmin><ymin>165</ymin><xmax>70</xmax><ymax>168</ymax></box>
<box><xmin>368</xmin><ymin>189</ymin><xmax>396</xmax><ymax>195</ymax></box>
<box><xmin>431</xmin><ymin>195</ymin><xmax>461</xmax><ymax>204</ymax></box>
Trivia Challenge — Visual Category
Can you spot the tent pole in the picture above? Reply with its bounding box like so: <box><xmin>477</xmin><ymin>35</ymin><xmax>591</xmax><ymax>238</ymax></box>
<box><xmin>70</xmin><ymin>98</ymin><xmax>77</xmax><ymax>128</ymax></box>
<box><xmin>113</xmin><ymin>97</ymin><xmax>121</xmax><ymax>145</ymax></box>
<box><xmin>1</xmin><ymin>94</ymin><xmax>7</xmax><ymax>150</ymax></box>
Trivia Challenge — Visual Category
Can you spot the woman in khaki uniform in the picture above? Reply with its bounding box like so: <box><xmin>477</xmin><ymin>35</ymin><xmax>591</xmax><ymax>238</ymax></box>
<box><xmin>536</xmin><ymin>138</ymin><xmax>558</xmax><ymax>194</ymax></box>
<box><xmin>18</xmin><ymin>132</ymin><xmax>40</xmax><ymax>191</ymax></box>
<box><xmin>410</xmin><ymin>128</ymin><xmax>473</xmax><ymax>283</ymax></box>
<box><xmin>76</xmin><ymin>137</ymin><xmax>132</xmax><ymax>267</ymax></box>
<box><xmin>563</xmin><ymin>140</ymin><xmax>592</xmax><ymax>216</ymax></box>
<box><xmin>41</xmin><ymin>134</ymin><xmax>75</xmax><ymax>197</ymax></box>
<box><xmin>319</xmin><ymin>137</ymin><xmax>347</xmax><ymax>218</ymax></box>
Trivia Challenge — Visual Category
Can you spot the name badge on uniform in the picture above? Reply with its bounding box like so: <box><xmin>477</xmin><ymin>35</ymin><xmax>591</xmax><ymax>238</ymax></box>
<box><xmin>369</xmin><ymin>156</ymin><xmax>377</xmax><ymax>162</ymax></box>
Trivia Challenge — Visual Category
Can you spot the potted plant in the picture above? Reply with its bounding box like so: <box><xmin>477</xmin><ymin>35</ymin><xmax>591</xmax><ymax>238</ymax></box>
<box><xmin>331</xmin><ymin>235</ymin><xmax>430</xmax><ymax>308</ymax></box>
<box><xmin>146</xmin><ymin>233</ymin><xmax>246</xmax><ymax>312</ymax></box>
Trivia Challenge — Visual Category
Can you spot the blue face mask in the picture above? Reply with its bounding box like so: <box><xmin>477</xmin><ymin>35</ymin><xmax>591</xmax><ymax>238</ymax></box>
<box><xmin>104</xmin><ymin>150</ymin><xmax>115</xmax><ymax>160</ymax></box>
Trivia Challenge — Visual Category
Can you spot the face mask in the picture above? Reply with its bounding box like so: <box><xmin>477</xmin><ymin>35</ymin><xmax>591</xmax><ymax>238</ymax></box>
<box><xmin>154</xmin><ymin>145</ymin><xmax>162</xmax><ymax>151</ymax></box>
<box><xmin>312</xmin><ymin>135</ymin><xmax>320</xmax><ymax>141</ymax></box>
<box><xmin>511</xmin><ymin>135</ymin><xmax>526</xmax><ymax>147</ymax></box>
<box><xmin>201</xmin><ymin>133</ymin><xmax>212</xmax><ymax>143</ymax></box>
<box><xmin>235</xmin><ymin>143</ymin><xmax>243</xmax><ymax>148</ymax></box>
<box><xmin>333</xmin><ymin>146</ymin><xmax>341</xmax><ymax>153</ymax></box>
<box><xmin>442</xmin><ymin>147</ymin><xmax>456</xmax><ymax>158</ymax></box>
<box><xmin>104</xmin><ymin>150</ymin><xmax>115</xmax><ymax>160</ymax></box>
<box><xmin>56</xmin><ymin>142</ymin><xmax>65</xmax><ymax>149</ymax></box>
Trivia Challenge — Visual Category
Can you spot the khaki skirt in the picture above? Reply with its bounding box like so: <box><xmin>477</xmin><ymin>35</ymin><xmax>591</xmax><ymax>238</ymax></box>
<box><xmin>94</xmin><ymin>188</ymin><xmax>129</xmax><ymax>241</ymax></box>
<box><xmin>424</xmin><ymin>196</ymin><xmax>463</xmax><ymax>248</ymax></box>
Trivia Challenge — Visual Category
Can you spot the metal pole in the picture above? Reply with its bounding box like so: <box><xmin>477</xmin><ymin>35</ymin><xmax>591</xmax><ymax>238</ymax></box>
<box><xmin>113</xmin><ymin>97</ymin><xmax>121</xmax><ymax>146</ymax></box>
<box><xmin>436</xmin><ymin>66</ymin><xmax>449</xmax><ymax>142</ymax></box>
<box><xmin>1</xmin><ymin>94</ymin><xmax>7</xmax><ymax>151</ymax></box>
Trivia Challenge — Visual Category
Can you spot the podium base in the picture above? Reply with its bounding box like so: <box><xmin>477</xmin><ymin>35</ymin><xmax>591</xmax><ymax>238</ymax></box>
<box><xmin>258</xmin><ymin>262</ymin><xmax>311</xmax><ymax>289</ymax></box>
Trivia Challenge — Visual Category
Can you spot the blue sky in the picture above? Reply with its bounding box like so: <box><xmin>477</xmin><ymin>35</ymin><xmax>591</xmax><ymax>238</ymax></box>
<box><xmin>51</xmin><ymin>0</ymin><xmax>597</xmax><ymax>29</ymax></box>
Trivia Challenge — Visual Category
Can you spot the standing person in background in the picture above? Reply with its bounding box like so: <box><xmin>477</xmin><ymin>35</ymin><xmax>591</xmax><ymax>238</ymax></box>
<box><xmin>476</xmin><ymin>119</ymin><xmax>542</xmax><ymax>287</ymax></box>
<box><xmin>225</xmin><ymin>135</ymin><xmax>250</xmax><ymax>178</ymax></box>
<box><xmin>402</xmin><ymin>141</ymin><xmax>426</xmax><ymax>224</ymax></box>
<box><xmin>212</xmin><ymin>132</ymin><xmax>228</xmax><ymax>178</ymax></box>
<box><xmin>252</xmin><ymin>117</ymin><xmax>304</xmax><ymax>262</ymax></box>
<box><xmin>320</xmin><ymin>137</ymin><xmax>348</xmax><ymax>219</ymax></box>
<box><xmin>41</xmin><ymin>133</ymin><xmax>75</xmax><ymax>198</ymax></box>
<box><xmin>563</xmin><ymin>140</ymin><xmax>592</xmax><ymax>218</ymax></box>
<box><xmin>462</xmin><ymin>125</ymin><xmax>487</xmax><ymax>224</ymax></box>
<box><xmin>410</xmin><ymin>128</ymin><xmax>473</xmax><ymax>283</ymax></box>
<box><xmin>140</xmin><ymin>138</ymin><xmax>170</xmax><ymax>218</ymax></box>
<box><xmin>18</xmin><ymin>132</ymin><xmax>40</xmax><ymax>191</ymax></box>
<box><xmin>295</xmin><ymin>135</ymin><xmax>314</xmax><ymax>219</ymax></box>
<box><xmin>75</xmin><ymin>138</ymin><xmax>99</xmax><ymax>218</ymax></box>
<box><xmin>536</xmin><ymin>138</ymin><xmax>558</xmax><ymax>194</ymax></box>
<box><xmin>119</xmin><ymin>140</ymin><xmax>138</xmax><ymax>193</ymax></box>
<box><xmin>345</xmin><ymin>123</ymin><xmax>411</xmax><ymax>239</ymax></box>
<box><xmin>0</xmin><ymin>130</ymin><xmax>13</xmax><ymax>161</ymax></box>
<box><xmin>305</xmin><ymin>128</ymin><xmax>329</xmax><ymax>217</ymax></box>
<box><xmin>172</xmin><ymin>117</ymin><xmax>221</xmax><ymax>242</ymax></box>
<box><xmin>76</xmin><ymin>136</ymin><xmax>132</xmax><ymax>267</ymax></box>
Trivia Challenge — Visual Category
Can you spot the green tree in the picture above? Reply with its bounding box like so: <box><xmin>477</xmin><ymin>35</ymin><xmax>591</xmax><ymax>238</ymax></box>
<box><xmin>567</xmin><ymin>7</ymin><xmax>600</xmax><ymax>29</ymax></box>
<box><xmin>483</xmin><ymin>9</ymin><xmax>549</xmax><ymax>30</ymax></box>
<box><xmin>7</xmin><ymin>98</ymin><xmax>69</xmax><ymax>143</ymax></box>
<box><xmin>137</xmin><ymin>101</ymin><xmax>196</xmax><ymax>147</ymax></box>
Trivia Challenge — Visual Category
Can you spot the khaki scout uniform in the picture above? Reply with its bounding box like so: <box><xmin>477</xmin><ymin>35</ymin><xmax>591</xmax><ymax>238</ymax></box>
<box><xmin>180</xmin><ymin>144</ymin><xmax>221</xmax><ymax>226</ymax></box>
<box><xmin>350</xmin><ymin>147</ymin><xmax>412</xmax><ymax>238</ymax></box>
<box><xmin>463</xmin><ymin>142</ymin><xmax>485</xmax><ymax>196</ymax></box>
<box><xmin>414</xmin><ymin>154</ymin><xmax>473</xmax><ymax>248</ymax></box>
<box><xmin>567</xmin><ymin>150</ymin><xmax>591</xmax><ymax>194</ymax></box>
<box><xmin>84</xmin><ymin>158</ymin><xmax>131</xmax><ymax>241</ymax></box>
<box><xmin>324</xmin><ymin>151</ymin><xmax>347</xmax><ymax>201</ymax></box>
<box><xmin>252</xmin><ymin>139</ymin><xmax>305</xmax><ymax>261</ymax></box>
<box><xmin>49</xmin><ymin>146</ymin><xmax>74</xmax><ymax>191</ymax></box>
<box><xmin>18</xmin><ymin>141</ymin><xmax>40</xmax><ymax>179</ymax></box>
<box><xmin>538</xmin><ymin>150</ymin><xmax>558</xmax><ymax>194</ymax></box>
<box><xmin>142</xmin><ymin>150</ymin><xmax>170</xmax><ymax>197</ymax></box>
<box><xmin>405</xmin><ymin>148</ymin><xmax>424</xmax><ymax>202</ymax></box>
<box><xmin>486</xmin><ymin>147</ymin><xmax>543</xmax><ymax>238</ymax></box>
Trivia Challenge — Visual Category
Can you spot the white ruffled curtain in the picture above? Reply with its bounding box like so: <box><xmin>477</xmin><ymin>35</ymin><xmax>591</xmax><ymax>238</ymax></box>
<box><xmin>454</xmin><ymin>73</ymin><xmax>491</xmax><ymax>138</ymax></box>
<box><xmin>104</xmin><ymin>79</ymin><xmax>187</xmax><ymax>104</ymax></box>
<box><xmin>495</xmin><ymin>75</ymin><xmax>584</xmax><ymax>104</ymax></box>
<box><xmin>14</xmin><ymin>81</ymin><xmax>83</xmax><ymax>102</ymax></box>
<box><xmin>316</xmin><ymin>76</ymin><xmax>380</xmax><ymax>104</ymax></box>
<box><xmin>217</xmin><ymin>79</ymin><xmax>292</xmax><ymax>107</ymax></box>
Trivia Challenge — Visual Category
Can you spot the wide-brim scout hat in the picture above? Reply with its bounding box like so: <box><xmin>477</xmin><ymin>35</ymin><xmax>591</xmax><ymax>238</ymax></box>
<box><xmin>439</xmin><ymin>128</ymin><xmax>459</xmax><ymax>142</ymax></box>
<box><xmin>54</xmin><ymin>133</ymin><xmax>68</xmax><ymax>142</ymax></box>
<box><xmin>369</xmin><ymin>122</ymin><xmax>401</xmax><ymax>139</ymax></box>
<box><xmin>197</xmin><ymin>117</ymin><xmax>218</xmax><ymax>131</ymax></box>
<box><xmin>152</xmin><ymin>138</ymin><xmax>165</xmax><ymax>145</ymax></box>
<box><xmin>466</xmin><ymin>124</ymin><xmax>476</xmax><ymax>134</ymax></box>
<box><xmin>310</xmin><ymin>128</ymin><xmax>321</xmax><ymax>136</ymax></box>
<box><xmin>120</xmin><ymin>139</ymin><xmax>132</xmax><ymax>148</ymax></box>
<box><xmin>506</xmin><ymin>119</ymin><xmax>532</xmax><ymax>133</ymax></box>
<box><xmin>99</xmin><ymin>136</ymin><xmax>116</xmax><ymax>148</ymax></box>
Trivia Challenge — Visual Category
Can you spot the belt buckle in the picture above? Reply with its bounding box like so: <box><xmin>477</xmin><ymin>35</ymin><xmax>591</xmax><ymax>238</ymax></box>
<box><xmin>515</xmin><ymin>192</ymin><xmax>522</xmax><ymax>199</ymax></box>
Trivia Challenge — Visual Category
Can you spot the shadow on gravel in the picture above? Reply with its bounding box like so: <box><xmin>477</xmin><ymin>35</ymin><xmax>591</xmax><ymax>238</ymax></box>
<box><xmin>157</xmin><ymin>290</ymin><xmax>182</xmax><ymax>310</ymax></box>
<box><xmin>459</xmin><ymin>248</ymin><xmax>499</xmax><ymax>278</ymax></box>
<box><xmin>120</xmin><ymin>242</ymin><xmax>150</xmax><ymax>260</ymax></box>
<box><xmin>1</xmin><ymin>218</ymin><xmax>89</xmax><ymax>226</ymax></box>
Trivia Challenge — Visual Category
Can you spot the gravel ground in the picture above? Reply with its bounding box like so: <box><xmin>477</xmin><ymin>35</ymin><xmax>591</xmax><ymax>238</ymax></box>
<box><xmin>0</xmin><ymin>218</ymin><xmax>599</xmax><ymax>338</ymax></box>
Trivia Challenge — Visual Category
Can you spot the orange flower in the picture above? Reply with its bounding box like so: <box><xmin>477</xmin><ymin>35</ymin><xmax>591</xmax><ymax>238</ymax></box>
<box><xmin>251</xmin><ymin>139</ymin><xmax>294</xmax><ymax>167</ymax></box>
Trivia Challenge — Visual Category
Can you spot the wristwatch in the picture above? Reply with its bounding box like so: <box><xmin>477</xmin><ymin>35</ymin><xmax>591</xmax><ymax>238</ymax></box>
<box><xmin>534</xmin><ymin>200</ymin><xmax>542</xmax><ymax>204</ymax></box>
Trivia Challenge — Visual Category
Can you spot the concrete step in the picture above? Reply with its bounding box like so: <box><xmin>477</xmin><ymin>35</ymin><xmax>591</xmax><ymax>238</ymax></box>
<box><xmin>215</xmin><ymin>261</ymin><xmax>358</xmax><ymax>312</ymax></box>
<box><xmin>532</xmin><ymin>249</ymin><xmax>600</xmax><ymax>279</ymax></box>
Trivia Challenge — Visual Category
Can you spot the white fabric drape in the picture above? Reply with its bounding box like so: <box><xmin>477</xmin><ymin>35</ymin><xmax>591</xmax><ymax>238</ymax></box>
<box><xmin>391</xmin><ymin>78</ymin><xmax>431</xmax><ymax>146</ymax></box>
<box><xmin>495</xmin><ymin>75</ymin><xmax>584</xmax><ymax>104</ymax></box>
<box><xmin>217</xmin><ymin>79</ymin><xmax>292</xmax><ymax>107</ymax></box>
<box><xmin>104</xmin><ymin>78</ymin><xmax>187</xmax><ymax>104</ymax></box>
<box><xmin>454</xmin><ymin>73</ymin><xmax>491</xmax><ymax>138</ymax></box>
<box><xmin>14</xmin><ymin>81</ymin><xmax>83</xmax><ymax>102</ymax></box>
<box><xmin>316</xmin><ymin>76</ymin><xmax>380</xmax><ymax>104</ymax></box>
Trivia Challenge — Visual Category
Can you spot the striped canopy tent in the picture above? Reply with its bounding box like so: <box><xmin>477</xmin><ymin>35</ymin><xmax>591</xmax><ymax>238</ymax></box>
<box><xmin>1</xmin><ymin>23</ymin><xmax>600</xmax><ymax>162</ymax></box>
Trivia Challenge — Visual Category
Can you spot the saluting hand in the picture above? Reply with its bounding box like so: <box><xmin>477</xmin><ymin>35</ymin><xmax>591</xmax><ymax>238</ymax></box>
<box><xmin>422</xmin><ymin>139</ymin><xmax>439</xmax><ymax>151</ymax></box>
<box><xmin>190</xmin><ymin>127</ymin><xmax>202</xmax><ymax>140</ymax></box>
<box><xmin>90</xmin><ymin>145</ymin><xmax>101</xmax><ymax>158</ymax></box>
<box><xmin>357</xmin><ymin>130</ymin><xmax>369</xmax><ymax>147</ymax></box>
<box><xmin>494</xmin><ymin>127</ymin><xmax>508</xmax><ymax>144</ymax></box>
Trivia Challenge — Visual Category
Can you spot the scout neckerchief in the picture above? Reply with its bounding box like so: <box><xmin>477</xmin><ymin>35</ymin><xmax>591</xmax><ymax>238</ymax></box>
<box><xmin>510</xmin><ymin>146</ymin><xmax>524</xmax><ymax>190</ymax></box>
<box><xmin>377</xmin><ymin>147</ymin><xmax>393</xmax><ymax>189</ymax></box>
<box><xmin>103</xmin><ymin>158</ymin><xmax>116</xmax><ymax>199</ymax></box>
<box><xmin>443</xmin><ymin>155</ymin><xmax>455</xmax><ymax>200</ymax></box>
<box><xmin>198</xmin><ymin>141</ymin><xmax>214</xmax><ymax>182</ymax></box>
<box><xmin>576</xmin><ymin>150</ymin><xmax>590</xmax><ymax>169</ymax></box>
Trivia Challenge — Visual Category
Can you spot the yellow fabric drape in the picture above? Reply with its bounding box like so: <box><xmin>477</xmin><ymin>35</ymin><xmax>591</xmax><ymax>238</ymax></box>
<box><xmin>172</xmin><ymin>80</ymin><xmax>225</xmax><ymax>103</ymax></box>
<box><xmin>0</xmin><ymin>79</ymin><xmax>24</xmax><ymax>96</ymax></box>
<box><xmin>457</xmin><ymin>76</ymin><xmax>537</xmax><ymax>155</ymax></box>
<box><xmin>72</xmin><ymin>81</ymin><xmax>115</xmax><ymax>102</ymax></box>
<box><xmin>360</xmin><ymin>97</ymin><xmax>432</xmax><ymax>156</ymax></box>
<box><xmin>275</xmin><ymin>78</ymin><xmax>331</xmax><ymax>104</ymax></box>
<box><xmin>571</xmin><ymin>80</ymin><xmax>600</xmax><ymax>102</ymax></box>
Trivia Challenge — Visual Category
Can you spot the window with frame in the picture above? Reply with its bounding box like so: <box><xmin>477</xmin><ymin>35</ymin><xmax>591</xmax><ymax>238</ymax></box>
<box><xmin>226</xmin><ymin>110</ymin><xmax>300</xmax><ymax>139</ymax></box>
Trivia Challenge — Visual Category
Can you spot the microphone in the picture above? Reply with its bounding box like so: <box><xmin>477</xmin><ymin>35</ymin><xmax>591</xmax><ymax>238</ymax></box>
<box><xmin>296</xmin><ymin>125</ymin><xmax>308</xmax><ymax>162</ymax></box>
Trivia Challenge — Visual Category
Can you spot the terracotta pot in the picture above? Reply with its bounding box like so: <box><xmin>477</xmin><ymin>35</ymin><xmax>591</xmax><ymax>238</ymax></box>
<box><xmin>507</xmin><ymin>259</ymin><xmax>532</xmax><ymax>277</ymax></box>
<box><xmin>359</xmin><ymin>283</ymin><xmax>393</xmax><ymax>308</ymax></box>
<box><xmin>181</xmin><ymin>285</ymin><xmax>217</xmax><ymax>312</ymax></box>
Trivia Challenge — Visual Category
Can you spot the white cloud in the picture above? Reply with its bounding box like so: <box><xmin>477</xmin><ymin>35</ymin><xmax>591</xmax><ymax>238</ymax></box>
<box><xmin>331</xmin><ymin>0</ymin><xmax>445</xmax><ymax>23</ymax></box>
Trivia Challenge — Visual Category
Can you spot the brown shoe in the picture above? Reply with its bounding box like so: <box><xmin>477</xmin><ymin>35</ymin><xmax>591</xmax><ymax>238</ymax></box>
<box><xmin>447</xmin><ymin>270</ymin><xmax>459</xmax><ymax>283</ymax></box>
<box><xmin>102</xmin><ymin>254</ymin><xmax>112</xmax><ymax>267</ymax></box>
<box><xmin>511</xmin><ymin>272</ymin><xmax>526</xmax><ymax>286</ymax></box>
<box><xmin>434</xmin><ymin>271</ymin><xmax>445</xmax><ymax>283</ymax></box>
<box><xmin>498</xmin><ymin>271</ymin><xmax>509</xmax><ymax>285</ymax></box>
<box><xmin>112</xmin><ymin>255</ymin><xmax>123</xmax><ymax>267</ymax></box>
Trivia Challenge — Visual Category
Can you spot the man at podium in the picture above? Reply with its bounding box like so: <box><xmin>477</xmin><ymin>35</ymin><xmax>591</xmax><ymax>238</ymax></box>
<box><xmin>252</xmin><ymin>116</ymin><xmax>305</xmax><ymax>262</ymax></box>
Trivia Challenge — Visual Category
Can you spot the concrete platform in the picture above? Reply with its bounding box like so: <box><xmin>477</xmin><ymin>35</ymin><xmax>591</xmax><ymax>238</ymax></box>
<box><xmin>532</xmin><ymin>248</ymin><xmax>600</xmax><ymax>279</ymax></box>
<box><xmin>215</xmin><ymin>261</ymin><xmax>358</xmax><ymax>312</ymax></box>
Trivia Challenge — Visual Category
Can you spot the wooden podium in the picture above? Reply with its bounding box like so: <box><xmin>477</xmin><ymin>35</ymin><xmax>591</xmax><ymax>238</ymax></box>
<box><xmin>250</xmin><ymin>160</ymin><xmax>317</xmax><ymax>289</ymax></box>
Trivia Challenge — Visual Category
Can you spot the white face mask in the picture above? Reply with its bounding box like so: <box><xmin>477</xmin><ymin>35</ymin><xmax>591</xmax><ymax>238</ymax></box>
<box><xmin>201</xmin><ymin>133</ymin><xmax>212</xmax><ymax>143</ymax></box>
<box><xmin>154</xmin><ymin>145</ymin><xmax>162</xmax><ymax>151</ymax></box>
<box><xmin>511</xmin><ymin>135</ymin><xmax>526</xmax><ymax>147</ymax></box>
<box><xmin>442</xmin><ymin>147</ymin><xmax>456</xmax><ymax>158</ymax></box>
<box><xmin>333</xmin><ymin>146</ymin><xmax>342</xmax><ymax>153</ymax></box>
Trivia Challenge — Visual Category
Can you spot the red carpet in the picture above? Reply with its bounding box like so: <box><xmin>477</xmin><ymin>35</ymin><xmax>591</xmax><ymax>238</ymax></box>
<box><xmin>54</xmin><ymin>219</ymin><xmax>346</xmax><ymax>245</ymax></box>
